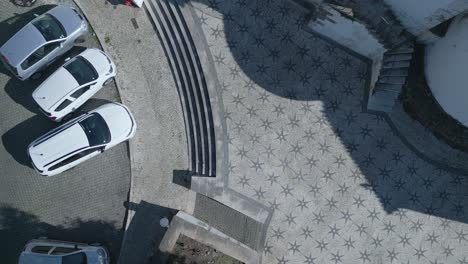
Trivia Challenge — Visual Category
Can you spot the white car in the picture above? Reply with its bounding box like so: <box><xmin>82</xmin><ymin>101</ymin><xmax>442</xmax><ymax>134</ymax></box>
<box><xmin>33</xmin><ymin>48</ymin><xmax>116</xmax><ymax>122</ymax></box>
<box><xmin>28</xmin><ymin>103</ymin><xmax>136</xmax><ymax>176</ymax></box>
<box><xmin>18</xmin><ymin>238</ymin><xmax>109</xmax><ymax>264</ymax></box>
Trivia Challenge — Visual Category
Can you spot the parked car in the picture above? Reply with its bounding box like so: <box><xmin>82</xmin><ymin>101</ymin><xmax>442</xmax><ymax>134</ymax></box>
<box><xmin>18</xmin><ymin>238</ymin><xmax>109</xmax><ymax>264</ymax></box>
<box><xmin>33</xmin><ymin>48</ymin><xmax>116</xmax><ymax>122</ymax></box>
<box><xmin>28</xmin><ymin>103</ymin><xmax>136</xmax><ymax>176</ymax></box>
<box><xmin>0</xmin><ymin>5</ymin><xmax>88</xmax><ymax>80</ymax></box>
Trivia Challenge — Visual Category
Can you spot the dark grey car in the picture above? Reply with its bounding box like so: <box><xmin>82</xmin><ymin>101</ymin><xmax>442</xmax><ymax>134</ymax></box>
<box><xmin>0</xmin><ymin>5</ymin><xmax>88</xmax><ymax>80</ymax></box>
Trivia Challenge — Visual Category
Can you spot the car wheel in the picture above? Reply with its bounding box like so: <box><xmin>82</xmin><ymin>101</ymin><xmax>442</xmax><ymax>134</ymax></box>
<box><xmin>74</xmin><ymin>37</ymin><xmax>86</xmax><ymax>44</ymax></box>
<box><xmin>61</xmin><ymin>113</ymin><xmax>74</xmax><ymax>123</ymax></box>
<box><xmin>31</xmin><ymin>71</ymin><xmax>42</xmax><ymax>80</ymax></box>
<box><xmin>104</xmin><ymin>78</ymin><xmax>113</xmax><ymax>86</ymax></box>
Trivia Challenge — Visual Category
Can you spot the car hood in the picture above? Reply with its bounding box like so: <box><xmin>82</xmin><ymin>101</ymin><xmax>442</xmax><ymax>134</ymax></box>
<box><xmin>19</xmin><ymin>253</ymin><xmax>61</xmax><ymax>264</ymax></box>
<box><xmin>96</xmin><ymin>104</ymin><xmax>133</xmax><ymax>140</ymax></box>
<box><xmin>48</xmin><ymin>6</ymin><xmax>82</xmax><ymax>36</ymax></box>
<box><xmin>29</xmin><ymin>124</ymin><xmax>89</xmax><ymax>169</ymax></box>
<box><xmin>81</xmin><ymin>49</ymin><xmax>111</xmax><ymax>75</ymax></box>
<box><xmin>33</xmin><ymin>67</ymin><xmax>79</xmax><ymax>111</ymax></box>
<box><xmin>0</xmin><ymin>24</ymin><xmax>45</xmax><ymax>67</ymax></box>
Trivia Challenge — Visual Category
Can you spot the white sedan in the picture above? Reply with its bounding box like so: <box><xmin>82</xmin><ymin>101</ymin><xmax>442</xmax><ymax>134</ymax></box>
<box><xmin>33</xmin><ymin>48</ymin><xmax>116</xmax><ymax>122</ymax></box>
<box><xmin>28</xmin><ymin>103</ymin><xmax>136</xmax><ymax>176</ymax></box>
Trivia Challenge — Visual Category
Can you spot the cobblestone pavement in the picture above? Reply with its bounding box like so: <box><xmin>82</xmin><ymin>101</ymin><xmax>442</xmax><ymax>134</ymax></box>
<box><xmin>0</xmin><ymin>1</ymin><xmax>130</xmax><ymax>262</ymax></box>
<box><xmin>188</xmin><ymin>0</ymin><xmax>468</xmax><ymax>263</ymax></box>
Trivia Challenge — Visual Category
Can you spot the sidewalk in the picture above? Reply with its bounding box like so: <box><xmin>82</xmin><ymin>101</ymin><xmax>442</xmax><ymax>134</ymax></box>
<box><xmin>72</xmin><ymin>1</ymin><xmax>196</xmax><ymax>263</ymax></box>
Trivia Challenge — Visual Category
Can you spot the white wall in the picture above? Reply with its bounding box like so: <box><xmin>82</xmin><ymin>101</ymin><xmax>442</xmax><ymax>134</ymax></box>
<box><xmin>384</xmin><ymin>0</ymin><xmax>468</xmax><ymax>36</ymax></box>
<box><xmin>308</xmin><ymin>6</ymin><xmax>385</xmax><ymax>60</ymax></box>
<box><xmin>425</xmin><ymin>13</ymin><xmax>468</xmax><ymax>126</ymax></box>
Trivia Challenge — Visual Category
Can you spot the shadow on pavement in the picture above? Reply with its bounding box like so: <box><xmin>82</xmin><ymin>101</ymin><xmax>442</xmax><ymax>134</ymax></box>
<box><xmin>4</xmin><ymin>77</ymin><xmax>39</xmax><ymax>114</ymax></box>
<box><xmin>120</xmin><ymin>200</ymin><xmax>177</xmax><ymax>264</ymax></box>
<box><xmin>0</xmin><ymin>4</ymin><xmax>56</xmax><ymax>47</ymax></box>
<box><xmin>2</xmin><ymin>114</ymin><xmax>56</xmax><ymax>167</ymax></box>
<box><xmin>166</xmin><ymin>0</ymin><xmax>468</xmax><ymax>224</ymax></box>
<box><xmin>0</xmin><ymin>204</ymin><xmax>123</xmax><ymax>263</ymax></box>
<box><xmin>2</xmin><ymin>96</ymin><xmax>113</xmax><ymax>168</ymax></box>
<box><xmin>172</xmin><ymin>169</ymin><xmax>193</xmax><ymax>188</ymax></box>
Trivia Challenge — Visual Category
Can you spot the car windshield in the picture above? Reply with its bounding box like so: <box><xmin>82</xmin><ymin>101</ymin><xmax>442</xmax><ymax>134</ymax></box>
<box><xmin>32</xmin><ymin>14</ymin><xmax>66</xmax><ymax>41</ymax></box>
<box><xmin>79</xmin><ymin>113</ymin><xmax>111</xmax><ymax>146</ymax></box>
<box><xmin>64</xmin><ymin>56</ymin><xmax>98</xmax><ymax>85</ymax></box>
<box><xmin>62</xmin><ymin>252</ymin><xmax>87</xmax><ymax>264</ymax></box>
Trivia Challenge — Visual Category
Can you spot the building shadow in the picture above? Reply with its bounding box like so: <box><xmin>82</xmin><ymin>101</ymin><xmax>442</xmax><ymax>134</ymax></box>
<box><xmin>119</xmin><ymin>200</ymin><xmax>177</xmax><ymax>264</ymax></box>
<box><xmin>0</xmin><ymin>204</ymin><xmax>123</xmax><ymax>264</ymax></box>
<box><xmin>163</xmin><ymin>0</ymin><xmax>468</xmax><ymax>224</ymax></box>
<box><xmin>172</xmin><ymin>170</ymin><xmax>193</xmax><ymax>188</ymax></box>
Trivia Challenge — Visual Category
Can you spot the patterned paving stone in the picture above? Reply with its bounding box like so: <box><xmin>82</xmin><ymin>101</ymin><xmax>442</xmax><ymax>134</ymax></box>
<box><xmin>188</xmin><ymin>0</ymin><xmax>468</xmax><ymax>263</ymax></box>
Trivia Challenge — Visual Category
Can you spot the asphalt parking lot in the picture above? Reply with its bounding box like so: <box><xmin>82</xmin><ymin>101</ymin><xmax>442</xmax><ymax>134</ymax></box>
<box><xmin>0</xmin><ymin>1</ymin><xmax>130</xmax><ymax>262</ymax></box>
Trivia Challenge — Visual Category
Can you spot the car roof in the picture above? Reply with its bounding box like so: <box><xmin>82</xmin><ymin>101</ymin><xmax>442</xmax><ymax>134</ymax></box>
<box><xmin>47</xmin><ymin>5</ymin><xmax>82</xmax><ymax>36</ymax></box>
<box><xmin>93</xmin><ymin>103</ymin><xmax>134</xmax><ymax>140</ymax></box>
<box><xmin>0</xmin><ymin>23</ymin><xmax>46</xmax><ymax>67</ymax></box>
<box><xmin>33</xmin><ymin>66</ymin><xmax>79</xmax><ymax>111</ymax></box>
<box><xmin>32</xmin><ymin>49</ymin><xmax>108</xmax><ymax>112</ymax></box>
<box><xmin>29</xmin><ymin>122</ymin><xmax>90</xmax><ymax>170</ymax></box>
<box><xmin>18</xmin><ymin>253</ymin><xmax>61</xmax><ymax>264</ymax></box>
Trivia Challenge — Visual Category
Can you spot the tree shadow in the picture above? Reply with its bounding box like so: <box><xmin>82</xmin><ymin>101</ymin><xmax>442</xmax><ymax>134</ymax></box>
<box><xmin>0</xmin><ymin>204</ymin><xmax>123</xmax><ymax>263</ymax></box>
<box><xmin>169</xmin><ymin>0</ymin><xmax>468</xmax><ymax>224</ymax></box>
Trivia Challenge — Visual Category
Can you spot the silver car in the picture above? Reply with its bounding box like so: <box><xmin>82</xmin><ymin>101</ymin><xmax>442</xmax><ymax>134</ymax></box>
<box><xmin>0</xmin><ymin>5</ymin><xmax>88</xmax><ymax>80</ymax></box>
<box><xmin>18</xmin><ymin>239</ymin><xmax>109</xmax><ymax>264</ymax></box>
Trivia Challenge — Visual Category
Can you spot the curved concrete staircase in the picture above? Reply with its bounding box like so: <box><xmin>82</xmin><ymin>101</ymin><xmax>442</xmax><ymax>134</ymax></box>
<box><xmin>146</xmin><ymin>0</ymin><xmax>216</xmax><ymax>177</ymax></box>
<box><xmin>368</xmin><ymin>43</ymin><xmax>414</xmax><ymax>112</ymax></box>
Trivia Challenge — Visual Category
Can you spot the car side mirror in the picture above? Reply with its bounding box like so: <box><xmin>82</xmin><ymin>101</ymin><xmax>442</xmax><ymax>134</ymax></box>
<box><xmin>64</xmin><ymin>57</ymin><xmax>71</xmax><ymax>62</ymax></box>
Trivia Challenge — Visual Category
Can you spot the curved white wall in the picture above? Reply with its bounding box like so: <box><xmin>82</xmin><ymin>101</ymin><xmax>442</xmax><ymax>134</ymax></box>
<box><xmin>384</xmin><ymin>0</ymin><xmax>468</xmax><ymax>35</ymax></box>
<box><xmin>425</xmin><ymin>13</ymin><xmax>468</xmax><ymax>126</ymax></box>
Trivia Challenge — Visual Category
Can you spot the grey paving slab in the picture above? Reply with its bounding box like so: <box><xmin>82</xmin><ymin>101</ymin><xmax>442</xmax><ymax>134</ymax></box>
<box><xmin>184</xmin><ymin>0</ymin><xmax>468</xmax><ymax>263</ymax></box>
<box><xmin>0</xmin><ymin>1</ymin><xmax>130</xmax><ymax>262</ymax></box>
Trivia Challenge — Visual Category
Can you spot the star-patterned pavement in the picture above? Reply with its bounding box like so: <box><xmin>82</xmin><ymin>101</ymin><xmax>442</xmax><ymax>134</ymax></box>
<box><xmin>187</xmin><ymin>0</ymin><xmax>468</xmax><ymax>263</ymax></box>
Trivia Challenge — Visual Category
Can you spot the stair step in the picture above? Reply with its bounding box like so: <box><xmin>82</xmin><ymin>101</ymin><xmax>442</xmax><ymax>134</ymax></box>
<box><xmin>147</xmin><ymin>0</ymin><xmax>216</xmax><ymax>177</ymax></box>
<box><xmin>380</xmin><ymin>67</ymin><xmax>409</xmax><ymax>77</ymax></box>
<box><xmin>373</xmin><ymin>87</ymin><xmax>400</xmax><ymax>100</ymax></box>
<box><xmin>154</xmin><ymin>0</ymin><xmax>206</xmax><ymax>175</ymax></box>
<box><xmin>375</xmin><ymin>83</ymin><xmax>404</xmax><ymax>93</ymax></box>
<box><xmin>162</xmin><ymin>0</ymin><xmax>215</xmax><ymax>176</ymax></box>
<box><xmin>146</xmin><ymin>0</ymin><xmax>199</xmax><ymax>173</ymax></box>
<box><xmin>383</xmin><ymin>53</ymin><xmax>413</xmax><ymax>62</ymax></box>
<box><xmin>367</xmin><ymin>97</ymin><xmax>395</xmax><ymax>112</ymax></box>
<box><xmin>382</xmin><ymin>60</ymin><xmax>411</xmax><ymax>69</ymax></box>
<box><xmin>385</xmin><ymin>48</ymin><xmax>414</xmax><ymax>56</ymax></box>
<box><xmin>168</xmin><ymin>0</ymin><xmax>216</xmax><ymax>177</ymax></box>
<box><xmin>378</xmin><ymin>76</ymin><xmax>407</xmax><ymax>85</ymax></box>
